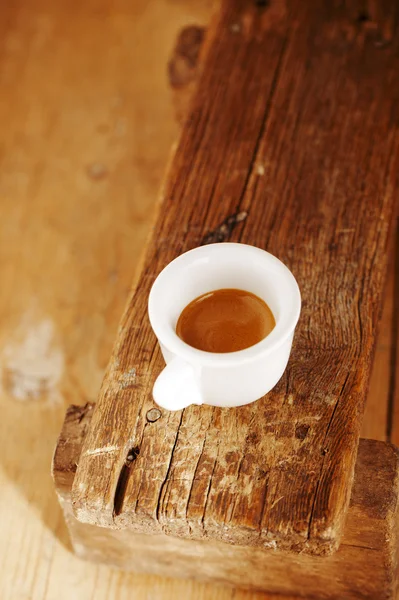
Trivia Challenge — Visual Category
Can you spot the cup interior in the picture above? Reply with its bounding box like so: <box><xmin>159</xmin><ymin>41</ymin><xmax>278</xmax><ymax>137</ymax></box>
<box><xmin>148</xmin><ymin>243</ymin><xmax>301</xmax><ymax>364</ymax></box>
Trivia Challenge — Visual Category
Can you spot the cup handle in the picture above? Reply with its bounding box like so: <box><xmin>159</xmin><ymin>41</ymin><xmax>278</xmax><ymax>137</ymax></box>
<box><xmin>153</xmin><ymin>357</ymin><xmax>203</xmax><ymax>411</ymax></box>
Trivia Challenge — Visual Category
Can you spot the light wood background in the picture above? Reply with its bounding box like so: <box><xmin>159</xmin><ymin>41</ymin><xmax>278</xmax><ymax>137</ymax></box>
<box><xmin>0</xmin><ymin>1</ymin><xmax>397</xmax><ymax>599</ymax></box>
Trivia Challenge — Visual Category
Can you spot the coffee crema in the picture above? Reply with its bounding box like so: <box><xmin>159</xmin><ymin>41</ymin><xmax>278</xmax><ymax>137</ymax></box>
<box><xmin>176</xmin><ymin>288</ymin><xmax>275</xmax><ymax>353</ymax></box>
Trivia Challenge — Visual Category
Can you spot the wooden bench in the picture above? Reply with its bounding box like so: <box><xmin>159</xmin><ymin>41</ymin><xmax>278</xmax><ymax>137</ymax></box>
<box><xmin>53</xmin><ymin>0</ymin><xmax>399</xmax><ymax>597</ymax></box>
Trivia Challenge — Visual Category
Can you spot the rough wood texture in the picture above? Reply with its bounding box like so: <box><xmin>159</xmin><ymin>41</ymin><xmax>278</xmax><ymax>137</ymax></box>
<box><xmin>0</xmin><ymin>0</ymin><xmax>396</xmax><ymax>596</ymax></box>
<box><xmin>361</xmin><ymin>216</ymin><xmax>398</xmax><ymax>444</ymax></box>
<box><xmin>55</xmin><ymin>403</ymin><xmax>399</xmax><ymax>600</ymax></box>
<box><xmin>71</xmin><ymin>0</ymin><xmax>399</xmax><ymax>555</ymax></box>
<box><xmin>388</xmin><ymin>219</ymin><xmax>399</xmax><ymax>445</ymax></box>
<box><xmin>361</xmin><ymin>252</ymin><xmax>395</xmax><ymax>441</ymax></box>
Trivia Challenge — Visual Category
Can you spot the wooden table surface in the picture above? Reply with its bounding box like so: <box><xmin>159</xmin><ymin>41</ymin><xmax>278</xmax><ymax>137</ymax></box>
<box><xmin>0</xmin><ymin>1</ymin><xmax>397</xmax><ymax>599</ymax></box>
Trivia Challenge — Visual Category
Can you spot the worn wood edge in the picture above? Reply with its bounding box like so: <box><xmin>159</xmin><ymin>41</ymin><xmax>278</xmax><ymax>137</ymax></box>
<box><xmin>61</xmin><ymin>518</ymin><xmax>398</xmax><ymax>600</ymax></box>
<box><xmin>54</xmin><ymin>404</ymin><xmax>399</xmax><ymax>548</ymax></box>
<box><xmin>52</xmin><ymin>403</ymin><xmax>95</xmax><ymax>501</ymax></box>
<box><xmin>364</xmin><ymin>438</ymin><xmax>399</xmax><ymax>598</ymax></box>
<box><xmin>391</xmin><ymin>465</ymin><xmax>399</xmax><ymax>600</ymax></box>
<box><xmin>312</xmin><ymin>206</ymin><xmax>399</xmax><ymax>554</ymax></box>
<box><xmin>53</xmin><ymin>404</ymin><xmax>399</xmax><ymax>598</ymax></box>
<box><xmin>388</xmin><ymin>217</ymin><xmax>399</xmax><ymax>444</ymax></box>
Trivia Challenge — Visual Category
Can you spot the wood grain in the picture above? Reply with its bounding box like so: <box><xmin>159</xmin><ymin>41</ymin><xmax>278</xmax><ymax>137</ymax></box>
<box><xmin>55</xmin><ymin>403</ymin><xmax>399</xmax><ymax>599</ymax></box>
<box><xmin>362</xmin><ymin>217</ymin><xmax>398</xmax><ymax>442</ymax></box>
<box><xmin>361</xmin><ymin>254</ymin><xmax>395</xmax><ymax>440</ymax></box>
<box><xmin>388</xmin><ymin>219</ymin><xmax>399</xmax><ymax>445</ymax></box>
<box><xmin>0</xmin><ymin>0</ymin><xmax>397</xmax><ymax>598</ymax></box>
<box><xmin>71</xmin><ymin>0</ymin><xmax>399</xmax><ymax>556</ymax></box>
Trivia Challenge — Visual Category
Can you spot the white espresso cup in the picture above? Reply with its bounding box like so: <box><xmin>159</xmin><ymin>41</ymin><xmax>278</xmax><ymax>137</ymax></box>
<box><xmin>148</xmin><ymin>243</ymin><xmax>301</xmax><ymax>411</ymax></box>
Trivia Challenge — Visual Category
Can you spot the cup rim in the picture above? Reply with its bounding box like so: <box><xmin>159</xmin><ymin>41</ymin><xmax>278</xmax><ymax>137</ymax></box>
<box><xmin>148</xmin><ymin>243</ymin><xmax>301</xmax><ymax>367</ymax></box>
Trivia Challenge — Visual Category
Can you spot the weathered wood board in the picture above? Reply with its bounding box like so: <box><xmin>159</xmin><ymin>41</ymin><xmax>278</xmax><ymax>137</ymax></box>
<box><xmin>71</xmin><ymin>0</ymin><xmax>399</xmax><ymax>555</ymax></box>
<box><xmin>1</xmin><ymin>0</ymin><xmax>397</xmax><ymax>598</ymax></box>
<box><xmin>54</xmin><ymin>403</ymin><xmax>399</xmax><ymax>600</ymax></box>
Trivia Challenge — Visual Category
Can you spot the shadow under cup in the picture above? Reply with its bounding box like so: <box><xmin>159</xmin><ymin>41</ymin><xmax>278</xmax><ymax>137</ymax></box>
<box><xmin>149</xmin><ymin>243</ymin><xmax>301</xmax><ymax>408</ymax></box>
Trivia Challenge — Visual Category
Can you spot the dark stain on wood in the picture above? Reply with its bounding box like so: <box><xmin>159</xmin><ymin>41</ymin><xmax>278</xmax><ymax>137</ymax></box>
<box><xmin>295</xmin><ymin>424</ymin><xmax>310</xmax><ymax>441</ymax></box>
<box><xmin>202</xmin><ymin>211</ymin><xmax>248</xmax><ymax>245</ymax></box>
<box><xmin>168</xmin><ymin>25</ymin><xmax>205</xmax><ymax>89</ymax></box>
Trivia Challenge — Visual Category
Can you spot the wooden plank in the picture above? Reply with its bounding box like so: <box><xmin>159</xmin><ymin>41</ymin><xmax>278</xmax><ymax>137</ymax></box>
<box><xmin>362</xmin><ymin>217</ymin><xmax>398</xmax><ymax>442</ymax></box>
<box><xmin>71</xmin><ymin>0</ymin><xmax>399</xmax><ymax>555</ymax></box>
<box><xmin>388</xmin><ymin>218</ymin><xmax>399</xmax><ymax>445</ymax></box>
<box><xmin>361</xmin><ymin>253</ymin><xmax>395</xmax><ymax>440</ymax></box>
<box><xmin>55</xmin><ymin>403</ymin><xmax>399</xmax><ymax>600</ymax></box>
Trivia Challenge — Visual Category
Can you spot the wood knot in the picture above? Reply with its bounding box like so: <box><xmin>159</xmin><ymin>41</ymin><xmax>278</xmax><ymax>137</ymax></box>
<box><xmin>255</xmin><ymin>0</ymin><xmax>269</xmax><ymax>7</ymax></box>
<box><xmin>168</xmin><ymin>25</ymin><xmax>205</xmax><ymax>88</ymax></box>
<box><xmin>146</xmin><ymin>408</ymin><xmax>162</xmax><ymax>423</ymax></box>
<box><xmin>295</xmin><ymin>424</ymin><xmax>310</xmax><ymax>440</ymax></box>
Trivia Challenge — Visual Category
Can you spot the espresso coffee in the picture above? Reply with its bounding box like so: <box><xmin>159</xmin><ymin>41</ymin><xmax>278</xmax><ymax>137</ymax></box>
<box><xmin>176</xmin><ymin>288</ymin><xmax>275</xmax><ymax>353</ymax></box>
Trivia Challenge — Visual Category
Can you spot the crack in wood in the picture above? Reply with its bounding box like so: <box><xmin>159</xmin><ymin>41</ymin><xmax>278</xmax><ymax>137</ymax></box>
<box><xmin>307</xmin><ymin>369</ymin><xmax>352</xmax><ymax>541</ymax></box>
<box><xmin>201</xmin><ymin>449</ymin><xmax>219</xmax><ymax>535</ymax></box>
<box><xmin>237</xmin><ymin>28</ymin><xmax>292</xmax><ymax>247</ymax></box>
<box><xmin>257</xmin><ymin>471</ymin><xmax>270</xmax><ymax>535</ymax></box>
<box><xmin>113</xmin><ymin>446</ymin><xmax>140</xmax><ymax>517</ymax></box>
<box><xmin>155</xmin><ymin>411</ymin><xmax>185</xmax><ymax>524</ymax></box>
<box><xmin>201</xmin><ymin>211</ymin><xmax>248</xmax><ymax>245</ymax></box>
<box><xmin>387</xmin><ymin>219</ymin><xmax>399</xmax><ymax>441</ymax></box>
<box><xmin>202</xmin><ymin>20</ymin><xmax>292</xmax><ymax>250</ymax></box>
<box><xmin>185</xmin><ymin>436</ymin><xmax>207</xmax><ymax>523</ymax></box>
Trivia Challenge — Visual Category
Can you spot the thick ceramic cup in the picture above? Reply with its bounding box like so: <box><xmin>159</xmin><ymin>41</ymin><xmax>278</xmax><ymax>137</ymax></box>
<box><xmin>148</xmin><ymin>243</ymin><xmax>301</xmax><ymax>411</ymax></box>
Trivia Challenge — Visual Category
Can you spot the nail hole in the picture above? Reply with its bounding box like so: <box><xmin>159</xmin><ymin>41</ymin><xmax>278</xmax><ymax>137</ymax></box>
<box><xmin>146</xmin><ymin>408</ymin><xmax>162</xmax><ymax>423</ymax></box>
<box><xmin>126</xmin><ymin>446</ymin><xmax>140</xmax><ymax>463</ymax></box>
